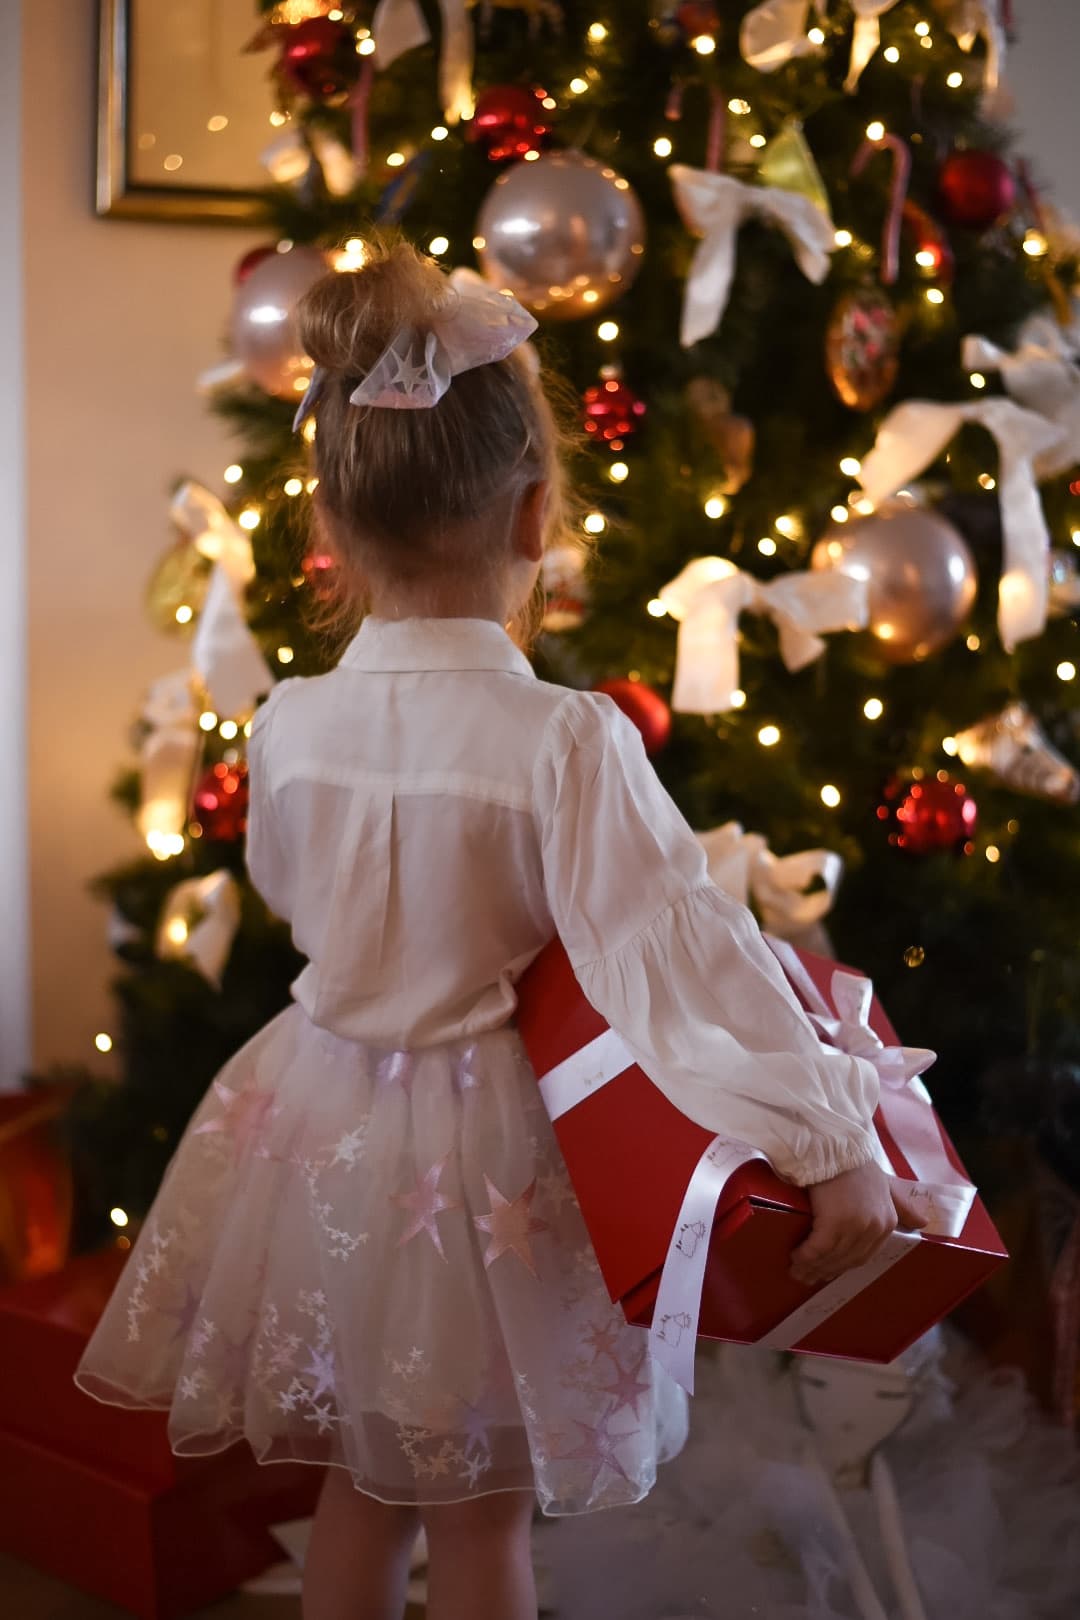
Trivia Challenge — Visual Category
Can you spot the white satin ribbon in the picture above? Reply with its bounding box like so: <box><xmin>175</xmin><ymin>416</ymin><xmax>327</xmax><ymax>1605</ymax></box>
<box><xmin>135</xmin><ymin>723</ymin><xmax>200</xmax><ymax>855</ymax></box>
<box><xmin>698</xmin><ymin>822</ymin><xmax>842</xmax><ymax>940</ymax></box>
<box><xmin>658</xmin><ymin>556</ymin><xmax>868</xmax><ymax>713</ymax></box>
<box><xmin>740</xmin><ymin>0</ymin><xmax>827</xmax><ymax>73</ymax></box>
<box><xmin>845</xmin><ymin>0</ymin><xmax>1005</xmax><ymax>95</ymax></box>
<box><xmin>857</xmin><ymin>398</ymin><xmax>1067</xmax><ymax>652</ymax></box>
<box><xmin>371</xmin><ymin>0</ymin><xmax>474</xmax><ymax>123</ymax></box>
<box><xmin>537</xmin><ymin>1027</ymin><xmax>634</xmax><ymax>1121</ymax></box>
<box><xmin>156</xmin><ymin>870</ymin><xmax>241</xmax><ymax>988</ymax></box>
<box><xmin>670</xmin><ymin>165</ymin><xmax>834</xmax><ymax>348</ymax></box>
<box><xmin>964</xmin><ymin>322</ymin><xmax>1080</xmax><ymax>479</ymax></box>
<box><xmin>845</xmin><ymin>1</ymin><xmax>901</xmax><ymax>93</ymax></box>
<box><xmin>170</xmin><ymin>482</ymin><xmax>272</xmax><ymax>718</ymax></box>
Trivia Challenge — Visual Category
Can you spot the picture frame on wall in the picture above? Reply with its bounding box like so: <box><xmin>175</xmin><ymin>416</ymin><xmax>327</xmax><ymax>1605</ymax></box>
<box><xmin>96</xmin><ymin>0</ymin><xmax>278</xmax><ymax>223</ymax></box>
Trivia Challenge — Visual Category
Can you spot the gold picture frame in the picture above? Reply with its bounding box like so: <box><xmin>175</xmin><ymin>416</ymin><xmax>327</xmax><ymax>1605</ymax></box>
<box><xmin>97</xmin><ymin>0</ymin><xmax>274</xmax><ymax>223</ymax></box>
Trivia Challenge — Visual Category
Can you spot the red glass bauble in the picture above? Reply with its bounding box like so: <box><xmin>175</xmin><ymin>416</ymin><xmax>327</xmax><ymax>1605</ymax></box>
<box><xmin>939</xmin><ymin>150</ymin><xmax>1016</xmax><ymax>230</ymax></box>
<box><xmin>233</xmin><ymin>244</ymin><xmax>277</xmax><ymax>286</ymax></box>
<box><xmin>192</xmin><ymin>760</ymin><xmax>250</xmax><ymax>842</ymax></box>
<box><xmin>280</xmin><ymin>17</ymin><xmax>359</xmax><ymax>100</ymax></box>
<box><xmin>901</xmin><ymin>200</ymin><xmax>955</xmax><ymax>284</ymax></box>
<box><xmin>676</xmin><ymin>3</ymin><xmax>721</xmax><ymax>38</ymax></box>
<box><xmin>583</xmin><ymin>377</ymin><xmax>647</xmax><ymax>449</ymax></box>
<box><xmin>468</xmin><ymin>84</ymin><xmax>553</xmax><ymax>162</ymax></box>
<box><xmin>880</xmin><ymin>774</ymin><xmax>977</xmax><ymax>855</ymax></box>
<box><xmin>594</xmin><ymin>678</ymin><xmax>672</xmax><ymax>757</ymax></box>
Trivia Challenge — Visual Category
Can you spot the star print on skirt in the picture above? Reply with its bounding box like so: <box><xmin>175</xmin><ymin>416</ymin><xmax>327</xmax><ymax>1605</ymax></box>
<box><xmin>73</xmin><ymin>1005</ymin><xmax>688</xmax><ymax>1514</ymax></box>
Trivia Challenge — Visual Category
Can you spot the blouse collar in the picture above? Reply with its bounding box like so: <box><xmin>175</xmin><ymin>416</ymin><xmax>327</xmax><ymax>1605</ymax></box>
<box><xmin>338</xmin><ymin>616</ymin><xmax>536</xmax><ymax>678</ymax></box>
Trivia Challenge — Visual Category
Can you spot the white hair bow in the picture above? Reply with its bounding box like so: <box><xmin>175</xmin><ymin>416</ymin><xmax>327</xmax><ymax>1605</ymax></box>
<box><xmin>293</xmin><ymin>279</ymin><xmax>537</xmax><ymax>429</ymax></box>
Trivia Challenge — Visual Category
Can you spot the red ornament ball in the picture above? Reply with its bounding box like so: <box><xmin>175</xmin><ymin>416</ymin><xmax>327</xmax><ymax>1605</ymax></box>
<box><xmin>676</xmin><ymin>3</ymin><xmax>721</xmax><ymax>38</ymax></box>
<box><xmin>583</xmin><ymin>377</ymin><xmax>647</xmax><ymax>449</ymax></box>
<box><xmin>468</xmin><ymin>84</ymin><xmax>553</xmax><ymax>162</ymax></box>
<box><xmin>880</xmin><ymin>773</ymin><xmax>977</xmax><ymax>856</ymax></box>
<box><xmin>594</xmin><ymin>678</ymin><xmax>672</xmax><ymax>756</ymax></box>
<box><xmin>233</xmin><ymin>244</ymin><xmax>277</xmax><ymax>286</ymax></box>
<box><xmin>279</xmin><ymin>17</ymin><xmax>359</xmax><ymax>100</ymax></box>
<box><xmin>939</xmin><ymin>150</ymin><xmax>1016</xmax><ymax>230</ymax></box>
<box><xmin>192</xmin><ymin>760</ymin><xmax>250</xmax><ymax>842</ymax></box>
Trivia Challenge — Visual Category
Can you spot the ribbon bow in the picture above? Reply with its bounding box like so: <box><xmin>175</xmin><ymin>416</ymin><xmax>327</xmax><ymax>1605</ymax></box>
<box><xmin>170</xmin><ymin>482</ymin><xmax>272</xmax><ymax>718</ymax></box>
<box><xmin>658</xmin><ymin>556</ymin><xmax>868</xmax><ymax>713</ymax></box>
<box><xmin>371</xmin><ymin>0</ymin><xmax>474</xmax><ymax>124</ymax></box>
<box><xmin>935</xmin><ymin>0</ymin><xmax>1006</xmax><ymax>93</ymax></box>
<box><xmin>857</xmin><ymin>398</ymin><xmax>1067</xmax><ymax>652</ymax></box>
<box><xmin>964</xmin><ymin>319</ymin><xmax>1080</xmax><ymax>479</ymax></box>
<box><xmin>156</xmin><ymin>871</ymin><xmax>242</xmax><ymax>988</ymax></box>
<box><xmin>740</xmin><ymin>0</ymin><xmax>828</xmax><ymax>73</ymax></box>
<box><xmin>670</xmin><ymin>165</ymin><xmax>834</xmax><ymax>348</ymax></box>
<box><xmin>698</xmin><ymin>821</ymin><xmax>843</xmax><ymax>942</ymax></box>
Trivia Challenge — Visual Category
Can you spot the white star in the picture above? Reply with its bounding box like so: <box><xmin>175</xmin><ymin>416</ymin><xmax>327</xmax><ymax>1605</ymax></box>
<box><xmin>330</xmin><ymin>1124</ymin><xmax>369</xmax><ymax>1169</ymax></box>
<box><xmin>306</xmin><ymin>1401</ymin><xmax>338</xmax><ymax>1435</ymax></box>
<box><xmin>179</xmin><ymin>1370</ymin><xmax>207</xmax><ymax>1400</ymax></box>
<box><xmin>302</xmin><ymin>1346</ymin><xmax>338</xmax><ymax>1400</ymax></box>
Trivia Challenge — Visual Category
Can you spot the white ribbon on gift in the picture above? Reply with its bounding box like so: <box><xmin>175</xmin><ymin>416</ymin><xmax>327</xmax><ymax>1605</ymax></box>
<box><xmin>536</xmin><ymin>951</ymin><xmax>974</xmax><ymax>1394</ymax></box>
<box><xmin>857</xmin><ymin>398</ymin><xmax>1068</xmax><ymax>652</ymax></box>
<box><xmin>371</xmin><ymin>0</ymin><xmax>474</xmax><ymax>123</ymax></box>
<box><xmin>156</xmin><ymin>870</ymin><xmax>242</xmax><ymax>988</ymax></box>
<box><xmin>670</xmin><ymin>165</ymin><xmax>835</xmax><ymax>348</ymax></box>
<box><xmin>964</xmin><ymin>323</ymin><xmax>1080</xmax><ymax>479</ymax></box>
<box><xmin>658</xmin><ymin>556</ymin><xmax>868</xmax><ymax>713</ymax></box>
<box><xmin>170</xmin><ymin>482</ymin><xmax>272</xmax><ymax>719</ymax></box>
<box><xmin>698</xmin><ymin>822</ymin><xmax>843</xmax><ymax>940</ymax></box>
<box><xmin>740</xmin><ymin>0</ymin><xmax>827</xmax><ymax>73</ymax></box>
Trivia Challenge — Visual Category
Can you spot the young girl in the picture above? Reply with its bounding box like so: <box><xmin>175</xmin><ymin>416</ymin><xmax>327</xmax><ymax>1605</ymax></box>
<box><xmin>75</xmin><ymin>242</ymin><xmax>924</xmax><ymax>1620</ymax></box>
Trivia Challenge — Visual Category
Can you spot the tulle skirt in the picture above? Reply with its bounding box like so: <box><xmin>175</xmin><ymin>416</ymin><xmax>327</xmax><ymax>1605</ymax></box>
<box><xmin>74</xmin><ymin>1004</ymin><xmax>688</xmax><ymax>1515</ymax></box>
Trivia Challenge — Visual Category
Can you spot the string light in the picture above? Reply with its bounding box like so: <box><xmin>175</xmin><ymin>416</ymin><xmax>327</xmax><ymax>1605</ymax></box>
<box><xmin>749</xmin><ymin>134</ymin><xmax>767</xmax><ymax>149</ymax></box>
<box><xmin>199</xmin><ymin>711</ymin><xmax>218</xmax><ymax>732</ymax></box>
<box><xmin>429</xmin><ymin>235</ymin><xmax>450</xmax><ymax>255</ymax></box>
<box><xmin>220</xmin><ymin>720</ymin><xmax>239</xmax><ymax>741</ymax></box>
<box><xmin>164</xmin><ymin>917</ymin><xmax>189</xmax><ymax>945</ymax></box>
<box><xmin>584</xmin><ymin>512</ymin><xmax>607</xmax><ymax>535</ymax></box>
<box><xmin>386</xmin><ymin>150</ymin><xmax>406</xmax><ymax>167</ymax></box>
<box><xmin>207</xmin><ymin>115</ymin><xmax>229</xmax><ymax>133</ymax></box>
<box><xmin>946</xmin><ymin>70</ymin><xmax>963</xmax><ymax>87</ymax></box>
<box><xmin>472</xmin><ymin>234</ymin><xmax>486</xmax><ymax>250</ymax></box>
<box><xmin>175</xmin><ymin>604</ymin><xmax>193</xmax><ymax>625</ymax></box>
<box><xmin>969</xmin><ymin>371</ymin><xmax>986</xmax><ymax>389</ymax></box>
<box><xmin>728</xmin><ymin>98</ymin><xmax>751</xmax><ymax>115</ymax></box>
<box><xmin>269</xmin><ymin>110</ymin><xmax>288</xmax><ymax>127</ymax></box>
<box><xmin>1023</xmin><ymin>230</ymin><xmax>1049</xmax><ymax>258</ymax></box>
<box><xmin>238</xmin><ymin>508</ymin><xmax>261</xmax><ymax>530</ymax></box>
<box><xmin>223</xmin><ymin>464</ymin><xmax>243</xmax><ymax>484</ymax></box>
<box><xmin>852</xmin><ymin>496</ymin><xmax>875</xmax><ymax>516</ymax></box>
<box><xmin>1057</xmin><ymin>660</ymin><xmax>1077</xmax><ymax>681</ymax></box>
<box><xmin>942</xmin><ymin>736</ymin><xmax>959</xmax><ymax>756</ymax></box>
<box><xmin>985</xmin><ymin>845</ymin><xmax>1001</xmax><ymax>863</ymax></box>
<box><xmin>1072</xmin><ymin>528</ymin><xmax>1080</xmax><ymax>547</ymax></box>
<box><xmin>283</xmin><ymin>477</ymin><xmax>304</xmax><ymax>497</ymax></box>
<box><xmin>306</xmin><ymin>476</ymin><xmax>319</xmax><ymax>492</ymax></box>
<box><xmin>883</xmin><ymin>46</ymin><xmax>900</xmax><ymax>62</ymax></box>
<box><xmin>647</xmin><ymin>598</ymin><xmax>667</xmax><ymax>617</ymax></box>
<box><xmin>775</xmin><ymin>514</ymin><xmax>800</xmax><ymax>538</ymax></box>
<box><xmin>95</xmin><ymin>1032</ymin><xmax>114</xmax><ymax>1054</ymax></box>
<box><xmin>334</xmin><ymin>237</ymin><xmax>368</xmax><ymax>271</ymax></box>
<box><xmin>830</xmin><ymin>505</ymin><xmax>849</xmax><ymax>523</ymax></box>
<box><xmin>358</xmin><ymin>36</ymin><xmax>376</xmax><ymax>55</ymax></box>
<box><xmin>821</xmin><ymin>784</ymin><xmax>841</xmax><ymax>808</ymax></box>
<box><xmin>588</xmin><ymin>21</ymin><xmax>608</xmax><ymax>41</ymax></box>
<box><xmin>834</xmin><ymin>228</ymin><xmax>853</xmax><ymax>248</ymax></box>
<box><xmin>730</xmin><ymin>689</ymin><xmax>747</xmax><ymax>709</ymax></box>
<box><xmin>704</xmin><ymin>495</ymin><xmax>727</xmax><ymax>519</ymax></box>
<box><xmin>277</xmin><ymin>239</ymin><xmax>294</xmax><ymax>253</ymax></box>
<box><xmin>978</xmin><ymin>473</ymin><xmax>996</xmax><ymax>490</ymax></box>
<box><xmin>609</xmin><ymin>462</ymin><xmax>629</xmax><ymax>483</ymax></box>
<box><xmin>597</xmin><ymin>320</ymin><xmax>620</xmax><ymax>341</ymax></box>
<box><xmin>524</xmin><ymin>149</ymin><xmax>541</xmax><ymax>161</ymax></box>
<box><xmin>757</xmin><ymin>724</ymin><xmax>781</xmax><ymax>748</ymax></box>
<box><xmin>920</xmin><ymin>33</ymin><xmax>933</xmax><ymax>49</ymax></box>
<box><xmin>925</xmin><ymin>287</ymin><xmax>945</xmax><ymax>305</ymax></box>
<box><xmin>278</xmin><ymin>647</ymin><xmax>295</xmax><ymax>665</ymax></box>
<box><xmin>914</xmin><ymin>20</ymin><xmax>930</xmax><ymax>34</ymax></box>
<box><xmin>904</xmin><ymin>945</ymin><xmax>926</xmax><ymax>967</ymax></box>
<box><xmin>863</xmin><ymin>697</ymin><xmax>884</xmax><ymax>720</ymax></box>
<box><xmin>866</xmin><ymin>120</ymin><xmax>886</xmax><ymax>142</ymax></box>
<box><xmin>839</xmin><ymin>456</ymin><xmax>861</xmax><ymax>476</ymax></box>
<box><xmin>694</xmin><ymin>35</ymin><xmax>717</xmax><ymax>55</ymax></box>
<box><xmin>110</xmin><ymin>1207</ymin><xmax>129</xmax><ymax>1228</ymax></box>
<box><xmin>569</xmin><ymin>76</ymin><xmax>589</xmax><ymax>93</ymax></box>
<box><xmin>966</xmin><ymin>633</ymin><xmax>981</xmax><ymax>650</ymax></box>
<box><xmin>243</xmin><ymin>719</ymin><xmax>253</xmax><ymax>739</ymax></box>
<box><xmin>915</xmin><ymin>248</ymin><xmax>936</xmax><ymax>268</ymax></box>
<box><xmin>758</xmin><ymin>536</ymin><xmax>777</xmax><ymax>556</ymax></box>
<box><xmin>807</xmin><ymin>26</ymin><xmax>826</xmax><ymax>45</ymax></box>
<box><xmin>582</xmin><ymin>289</ymin><xmax>600</xmax><ymax>304</ymax></box>
<box><xmin>431</xmin><ymin>125</ymin><xmax>449</xmax><ymax>141</ymax></box>
<box><xmin>541</xmin><ymin>95</ymin><xmax>557</xmax><ymax>110</ymax></box>
<box><xmin>653</xmin><ymin>136</ymin><xmax>673</xmax><ymax>157</ymax></box>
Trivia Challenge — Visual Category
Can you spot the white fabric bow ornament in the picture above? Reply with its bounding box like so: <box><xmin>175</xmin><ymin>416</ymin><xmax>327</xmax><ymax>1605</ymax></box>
<box><xmin>954</xmin><ymin>701</ymin><xmax>1080</xmax><ymax>805</ymax></box>
<box><xmin>658</xmin><ymin>556</ymin><xmax>868</xmax><ymax>713</ymax></box>
<box><xmin>698</xmin><ymin>821</ymin><xmax>843</xmax><ymax>949</ymax></box>
<box><xmin>136</xmin><ymin>671</ymin><xmax>200</xmax><ymax>857</ymax></box>
<box><xmin>857</xmin><ymin>398</ymin><xmax>1067</xmax><ymax>651</ymax></box>
<box><xmin>845</xmin><ymin>0</ymin><xmax>1006</xmax><ymax>94</ymax></box>
<box><xmin>963</xmin><ymin>319</ymin><xmax>1080</xmax><ymax>479</ymax></box>
<box><xmin>170</xmin><ymin>482</ymin><xmax>272</xmax><ymax>718</ymax></box>
<box><xmin>670</xmin><ymin>165</ymin><xmax>834</xmax><ymax>348</ymax></box>
<box><xmin>156</xmin><ymin>871</ymin><xmax>242</xmax><ymax>988</ymax></box>
<box><xmin>371</xmin><ymin>0</ymin><xmax>474</xmax><ymax>123</ymax></box>
<box><xmin>740</xmin><ymin>0</ymin><xmax>828</xmax><ymax>73</ymax></box>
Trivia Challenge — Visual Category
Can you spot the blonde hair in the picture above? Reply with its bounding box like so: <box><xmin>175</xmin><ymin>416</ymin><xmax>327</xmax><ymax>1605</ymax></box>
<box><xmin>296</xmin><ymin>239</ymin><xmax>572</xmax><ymax>636</ymax></box>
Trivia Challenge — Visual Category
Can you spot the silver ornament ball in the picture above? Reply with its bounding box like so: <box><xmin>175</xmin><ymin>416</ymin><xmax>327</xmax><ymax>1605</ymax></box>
<box><xmin>230</xmin><ymin>244</ymin><xmax>327</xmax><ymax>401</ymax></box>
<box><xmin>811</xmin><ymin>501</ymin><xmax>977</xmax><ymax>663</ymax></box>
<box><xmin>477</xmin><ymin>150</ymin><xmax>646</xmax><ymax>320</ymax></box>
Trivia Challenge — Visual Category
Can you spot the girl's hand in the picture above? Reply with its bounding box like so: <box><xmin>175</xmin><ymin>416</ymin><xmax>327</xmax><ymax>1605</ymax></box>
<box><xmin>790</xmin><ymin>1160</ymin><xmax>929</xmax><ymax>1287</ymax></box>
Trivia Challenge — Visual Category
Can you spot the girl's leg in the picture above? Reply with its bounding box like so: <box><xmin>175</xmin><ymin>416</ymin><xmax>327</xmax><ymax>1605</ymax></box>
<box><xmin>301</xmin><ymin>1466</ymin><xmax>420</xmax><ymax>1620</ymax></box>
<box><xmin>421</xmin><ymin>1490</ymin><xmax>537</xmax><ymax>1620</ymax></box>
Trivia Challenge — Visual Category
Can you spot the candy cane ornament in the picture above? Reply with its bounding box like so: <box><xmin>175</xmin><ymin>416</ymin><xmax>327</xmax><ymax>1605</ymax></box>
<box><xmin>851</xmin><ymin>134</ymin><xmax>912</xmax><ymax>286</ymax></box>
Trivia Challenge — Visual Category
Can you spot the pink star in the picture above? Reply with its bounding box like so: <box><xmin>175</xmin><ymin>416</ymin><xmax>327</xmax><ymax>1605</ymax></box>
<box><xmin>583</xmin><ymin>1319</ymin><xmax>622</xmax><ymax>1362</ymax></box>
<box><xmin>557</xmin><ymin>1410</ymin><xmax>639</xmax><ymax>1488</ymax></box>
<box><xmin>391</xmin><ymin>1156</ymin><xmax>460</xmax><ymax>1260</ymax></box>
<box><xmin>163</xmin><ymin>1280</ymin><xmax>201</xmax><ymax>1342</ymax></box>
<box><xmin>193</xmin><ymin>1080</ymin><xmax>276</xmax><ymax>1162</ymax></box>
<box><xmin>599</xmin><ymin>1352</ymin><xmax>651</xmax><ymax>1420</ymax></box>
<box><xmin>375</xmin><ymin>1051</ymin><xmax>416</xmax><ymax>1095</ymax></box>
<box><xmin>473</xmin><ymin>1176</ymin><xmax>550</xmax><ymax>1280</ymax></box>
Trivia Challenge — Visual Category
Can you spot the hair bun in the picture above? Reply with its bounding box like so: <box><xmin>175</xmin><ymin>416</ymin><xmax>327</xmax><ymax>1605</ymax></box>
<box><xmin>297</xmin><ymin>239</ymin><xmax>449</xmax><ymax>378</ymax></box>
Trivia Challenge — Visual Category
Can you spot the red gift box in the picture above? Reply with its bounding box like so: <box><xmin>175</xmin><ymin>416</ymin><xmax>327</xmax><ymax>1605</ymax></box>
<box><xmin>0</xmin><ymin>1086</ymin><xmax>74</xmax><ymax>1284</ymax></box>
<box><xmin>517</xmin><ymin>937</ymin><xmax>1007</xmax><ymax>1381</ymax></box>
<box><xmin>0</xmin><ymin>1248</ymin><xmax>321</xmax><ymax>1618</ymax></box>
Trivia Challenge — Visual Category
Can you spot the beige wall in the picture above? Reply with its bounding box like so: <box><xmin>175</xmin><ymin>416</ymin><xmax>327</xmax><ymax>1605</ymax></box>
<box><xmin>23</xmin><ymin>1</ymin><xmax>257</xmax><ymax>1072</ymax></box>
<box><xmin>1008</xmin><ymin>4</ymin><xmax>1080</xmax><ymax>220</ymax></box>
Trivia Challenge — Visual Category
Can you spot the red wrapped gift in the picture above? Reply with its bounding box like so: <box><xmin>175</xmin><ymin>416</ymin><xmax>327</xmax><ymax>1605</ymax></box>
<box><xmin>0</xmin><ymin>1248</ymin><xmax>321</xmax><ymax>1618</ymax></box>
<box><xmin>0</xmin><ymin>1086</ymin><xmax>74</xmax><ymax>1284</ymax></box>
<box><xmin>516</xmin><ymin>935</ymin><xmax>1007</xmax><ymax>1391</ymax></box>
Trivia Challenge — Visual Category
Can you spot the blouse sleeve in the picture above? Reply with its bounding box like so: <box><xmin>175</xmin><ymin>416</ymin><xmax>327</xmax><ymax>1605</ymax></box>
<box><xmin>245</xmin><ymin>683</ymin><xmax>294</xmax><ymax>923</ymax></box>
<box><xmin>532</xmin><ymin>690</ymin><xmax>880</xmax><ymax>1187</ymax></box>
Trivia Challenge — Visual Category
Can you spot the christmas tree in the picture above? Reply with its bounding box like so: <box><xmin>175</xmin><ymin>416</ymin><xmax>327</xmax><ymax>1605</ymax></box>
<box><xmin>65</xmin><ymin>0</ymin><xmax>1080</xmax><ymax>1369</ymax></box>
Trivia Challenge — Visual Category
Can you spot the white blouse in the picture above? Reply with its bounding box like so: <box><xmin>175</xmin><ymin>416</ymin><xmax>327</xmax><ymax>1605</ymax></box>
<box><xmin>246</xmin><ymin>616</ymin><xmax>880</xmax><ymax>1187</ymax></box>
